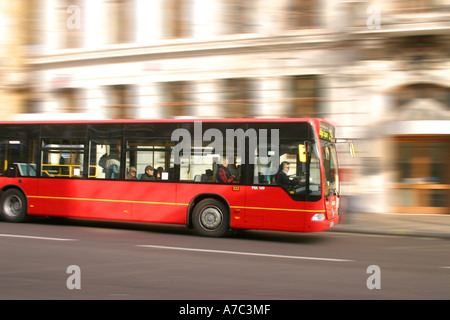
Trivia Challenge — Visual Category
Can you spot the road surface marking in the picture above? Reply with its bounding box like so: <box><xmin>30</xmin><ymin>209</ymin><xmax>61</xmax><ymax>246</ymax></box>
<box><xmin>136</xmin><ymin>244</ymin><xmax>353</xmax><ymax>262</ymax></box>
<box><xmin>0</xmin><ymin>233</ymin><xmax>77</xmax><ymax>241</ymax></box>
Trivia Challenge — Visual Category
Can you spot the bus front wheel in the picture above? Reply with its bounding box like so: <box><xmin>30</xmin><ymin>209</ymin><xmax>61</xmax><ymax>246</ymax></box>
<box><xmin>192</xmin><ymin>199</ymin><xmax>229</xmax><ymax>237</ymax></box>
<box><xmin>1</xmin><ymin>189</ymin><xmax>28</xmax><ymax>223</ymax></box>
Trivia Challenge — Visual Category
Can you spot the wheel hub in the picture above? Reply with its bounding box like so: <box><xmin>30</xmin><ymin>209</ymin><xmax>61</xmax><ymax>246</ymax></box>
<box><xmin>4</xmin><ymin>195</ymin><xmax>22</xmax><ymax>217</ymax></box>
<box><xmin>200</xmin><ymin>207</ymin><xmax>223</xmax><ymax>230</ymax></box>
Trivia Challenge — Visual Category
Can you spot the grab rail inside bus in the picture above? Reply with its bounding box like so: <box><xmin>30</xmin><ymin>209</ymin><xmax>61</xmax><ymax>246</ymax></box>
<box><xmin>3</xmin><ymin>163</ymin><xmax>97</xmax><ymax>178</ymax></box>
<box><xmin>41</xmin><ymin>164</ymin><xmax>97</xmax><ymax>178</ymax></box>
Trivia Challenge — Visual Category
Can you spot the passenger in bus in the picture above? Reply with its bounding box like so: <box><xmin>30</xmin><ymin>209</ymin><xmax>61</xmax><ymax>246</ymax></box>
<box><xmin>140</xmin><ymin>165</ymin><xmax>156</xmax><ymax>181</ymax></box>
<box><xmin>126</xmin><ymin>166</ymin><xmax>137</xmax><ymax>180</ymax></box>
<box><xmin>217</xmin><ymin>157</ymin><xmax>236</xmax><ymax>183</ymax></box>
<box><xmin>205</xmin><ymin>169</ymin><xmax>213</xmax><ymax>182</ymax></box>
<box><xmin>155</xmin><ymin>167</ymin><xmax>164</xmax><ymax>180</ymax></box>
<box><xmin>105</xmin><ymin>147</ymin><xmax>121</xmax><ymax>179</ymax></box>
<box><xmin>275</xmin><ymin>161</ymin><xmax>304</xmax><ymax>192</ymax></box>
<box><xmin>228</xmin><ymin>155</ymin><xmax>240</xmax><ymax>180</ymax></box>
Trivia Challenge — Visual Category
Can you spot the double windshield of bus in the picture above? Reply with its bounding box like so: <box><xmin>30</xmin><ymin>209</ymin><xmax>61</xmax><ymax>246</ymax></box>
<box><xmin>319</xmin><ymin>121</ymin><xmax>339</xmax><ymax>199</ymax></box>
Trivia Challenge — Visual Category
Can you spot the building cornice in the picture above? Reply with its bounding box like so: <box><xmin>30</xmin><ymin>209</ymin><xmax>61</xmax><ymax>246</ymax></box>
<box><xmin>26</xmin><ymin>13</ymin><xmax>450</xmax><ymax>70</ymax></box>
<box><xmin>26</xmin><ymin>31</ymin><xmax>349</xmax><ymax>70</ymax></box>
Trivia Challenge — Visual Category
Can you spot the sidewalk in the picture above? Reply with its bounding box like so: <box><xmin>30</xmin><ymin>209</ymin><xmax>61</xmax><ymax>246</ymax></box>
<box><xmin>332</xmin><ymin>212</ymin><xmax>450</xmax><ymax>240</ymax></box>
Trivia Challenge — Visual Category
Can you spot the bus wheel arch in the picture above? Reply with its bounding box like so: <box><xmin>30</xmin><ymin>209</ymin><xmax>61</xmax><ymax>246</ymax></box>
<box><xmin>188</xmin><ymin>194</ymin><xmax>230</xmax><ymax>237</ymax></box>
<box><xmin>0</xmin><ymin>187</ymin><xmax>28</xmax><ymax>223</ymax></box>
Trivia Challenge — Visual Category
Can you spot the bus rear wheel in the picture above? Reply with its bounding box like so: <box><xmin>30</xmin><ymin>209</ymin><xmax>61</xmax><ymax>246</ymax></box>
<box><xmin>192</xmin><ymin>199</ymin><xmax>229</xmax><ymax>237</ymax></box>
<box><xmin>1</xmin><ymin>189</ymin><xmax>28</xmax><ymax>223</ymax></box>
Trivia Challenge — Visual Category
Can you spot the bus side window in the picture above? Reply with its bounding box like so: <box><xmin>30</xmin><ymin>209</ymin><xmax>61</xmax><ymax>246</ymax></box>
<box><xmin>309</xmin><ymin>153</ymin><xmax>321</xmax><ymax>195</ymax></box>
<box><xmin>251</xmin><ymin>145</ymin><xmax>279</xmax><ymax>186</ymax></box>
<box><xmin>253</xmin><ymin>159</ymin><xmax>275</xmax><ymax>185</ymax></box>
<box><xmin>41</xmin><ymin>139</ymin><xmax>85</xmax><ymax>178</ymax></box>
<box><xmin>125</xmin><ymin>139</ymin><xmax>175</xmax><ymax>182</ymax></box>
<box><xmin>89</xmin><ymin>141</ymin><xmax>121</xmax><ymax>180</ymax></box>
<box><xmin>0</xmin><ymin>139</ymin><xmax>38</xmax><ymax>176</ymax></box>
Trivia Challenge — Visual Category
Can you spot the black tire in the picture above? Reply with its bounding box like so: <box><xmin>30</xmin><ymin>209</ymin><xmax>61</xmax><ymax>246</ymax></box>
<box><xmin>0</xmin><ymin>189</ymin><xmax>28</xmax><ymax>223</ymax></box>
<box><xmin>192</xmin><ymin>198</ymin><xmax>229</xmax><ymax>237</ymax></box>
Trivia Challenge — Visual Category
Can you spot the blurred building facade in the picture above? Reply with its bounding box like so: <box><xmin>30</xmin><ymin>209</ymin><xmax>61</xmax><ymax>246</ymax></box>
<box><xmin>1</xmin><ymin>0</ymin><xmax>449</xmax><ymax>214</ymax></box>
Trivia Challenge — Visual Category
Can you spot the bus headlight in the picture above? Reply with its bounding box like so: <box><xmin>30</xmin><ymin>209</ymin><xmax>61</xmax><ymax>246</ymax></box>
<box><xmin>311</xmin><ymin>213</ymin><xmax>325</xmax><ymax>221</ymax></box>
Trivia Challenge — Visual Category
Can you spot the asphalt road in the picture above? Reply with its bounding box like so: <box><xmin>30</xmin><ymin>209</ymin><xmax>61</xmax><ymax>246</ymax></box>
<box><xmin>0</xmin><ymin>217</ymin><xmax>449</xmax><ymax>300</ymax></box>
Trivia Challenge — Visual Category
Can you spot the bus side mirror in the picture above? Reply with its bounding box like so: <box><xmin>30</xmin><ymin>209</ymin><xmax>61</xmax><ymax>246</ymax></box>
<box><xmin>349</xmin><ymin>141</ymin><xmax>355</xmax><ymax>158</ymax></box>
<box><xmin>298</xmin><ymin>145</ymin><xmax>306</xmax><ymax>162</ymax></box>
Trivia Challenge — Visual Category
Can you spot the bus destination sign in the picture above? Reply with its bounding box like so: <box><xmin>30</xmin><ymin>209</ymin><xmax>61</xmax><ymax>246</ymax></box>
<box><xmin>319</xmin><ymin>122</ymin><xmax>334</xmax><ymax>141</ymax></box>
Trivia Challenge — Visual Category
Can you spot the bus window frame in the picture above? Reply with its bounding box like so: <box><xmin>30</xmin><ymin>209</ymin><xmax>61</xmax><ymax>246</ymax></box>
<box><xmin>40</xmin><ymin>138</ymin><xmax>88</xmax><ymax>179</ymax></box>
<box><xmin>124</xmin><ymin>138</ymin><xmax>176</xmax><ymax>181</ymax></box>
<box><xmin>319</xmin><ymin>139</ymin><xmax>339</xmax><ymax>200</ymax></box>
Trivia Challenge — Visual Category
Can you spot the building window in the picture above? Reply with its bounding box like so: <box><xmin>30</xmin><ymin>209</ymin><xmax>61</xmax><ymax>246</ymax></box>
<box><xmin>222</xmin><ymin>0</ymin><xmax>256</xmax><ymax>34</ymax></box>
<box><xmin>23</xmin><ymin>99</ymin><xmax>40</xmax><ymax>114</ymax></box>
<box><xmin>392</xmin><ymin>83</ymin><xmax>450</xmax><ymax>110</ymax></box>
<box><xmin>25</xmin><ymin>0</ymin><xmax>40</xmax><ymax>46</ymax></box>
<box><xmin>105</xmin><ymin>0</ymin><xmax>134</xmax><ymax>44</ymax></box>
<box><xmin>394</xmin><ymin>0</ymin><xmax>436</xmax><ymax>13</ymax></box>
<box><xmin>165</xmin><ymin>0</ymin><xmax>190</xmax><ymax>38</ymax></box>
<box><xmin>221</xmin><ymin>78</ymin><xmax>253</xmax><ymax>118</ymax></box>
<box><xmin>162</xmin><ymin>81</ymin><xmax>191</xmax><ymax>118</ymax></box>
<box><xmin>286</xmin><ymin>0</ymin><xmax>316</xmax><ymax>29</ymax></box>
<box><xmin>56</xmin><ymin>88</ymin><xmax>83</xmax><ymax>113</ymax></box>
<box><xmin>20</xmin><ymin>89</ymin><xmax>40</xmax><ymax>114</ymax></box>
<box><xmin>287</xmin><ymin>75</ymin><xmax>320</xmax><ymax>118</ymax></box>
<box><xmin>107</xmin><ymin>85</ymin><xmax>134</xmax><ymax>119</ymax></box>
<box><xmin>391</xmin><ymin>136</ymin><xmax>450</xmax><ymax>214</ymax></box>
<box><xmin>60</xmin><ymin>0</ymin><xmax>83</xmax><ymax>49</ymax></box>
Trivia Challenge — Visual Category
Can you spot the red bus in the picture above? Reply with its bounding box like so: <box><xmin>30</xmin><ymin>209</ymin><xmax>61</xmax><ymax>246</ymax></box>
<box><xmin>0</xmin><ymin>118</ymin><xmax>340</xmax><ymax>237</ymax></box>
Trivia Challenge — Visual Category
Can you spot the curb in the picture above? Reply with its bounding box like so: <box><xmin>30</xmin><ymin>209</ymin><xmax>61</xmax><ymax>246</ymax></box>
<box><xmin>330</xmin><ymin>225</ymin><xmax>450</xmax><ymax>240</ymax></box>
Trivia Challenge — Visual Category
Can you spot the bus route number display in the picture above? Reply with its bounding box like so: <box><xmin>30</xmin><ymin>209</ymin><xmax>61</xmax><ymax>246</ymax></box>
<box><xmin>319</xmin><ymin>122</ymin><xmax>334</xmax><ymax>141</ymax></box>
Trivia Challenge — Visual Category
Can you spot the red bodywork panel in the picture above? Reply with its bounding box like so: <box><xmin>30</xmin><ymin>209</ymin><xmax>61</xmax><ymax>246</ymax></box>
<box><xmin>2</xmin><ymin>176</ymin><xmax>339</xmax><ymax>233</ymax></box>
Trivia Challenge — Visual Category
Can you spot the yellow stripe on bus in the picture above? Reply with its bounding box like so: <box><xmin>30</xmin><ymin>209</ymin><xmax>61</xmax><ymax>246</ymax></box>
<box><xmin>231</xmin><ymin>206</ymin><xmax>324</xmax><ymax>213</ymax></box>
<box><xmin>27</xmin><ymin>195</ymin><xmax>324</xmax><ymax>213</ymax></box>
<box><xmin>27</xmin><ymin>195</ymin><xmax>188</xmax><ymax>207</ymax></box>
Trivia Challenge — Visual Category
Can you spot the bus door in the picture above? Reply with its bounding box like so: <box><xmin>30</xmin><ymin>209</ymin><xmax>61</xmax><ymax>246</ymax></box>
<box><xmin>37</xmin><ymin>139</ymin><xmax>87</xmax><ymax>217</ymax></box>
<box><xmin>321</xmin><ymin>143</ymin><xmax>339</xmax><ymax>222</ymax></box>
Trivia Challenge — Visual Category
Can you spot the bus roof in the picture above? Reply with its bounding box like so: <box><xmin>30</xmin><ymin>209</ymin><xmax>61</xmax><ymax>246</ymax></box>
<box><xmin>0</xmin><ymin>117</ymin><xmax>332</xmax><ymax>126</ymax></box>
